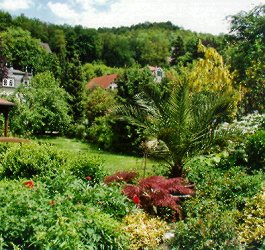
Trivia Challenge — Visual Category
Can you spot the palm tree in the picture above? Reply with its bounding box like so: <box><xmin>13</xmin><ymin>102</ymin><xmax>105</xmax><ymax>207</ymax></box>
<box><xmin>116</xmin><ymin>78</ymin><xmax>234</xmax><ymax>177</ymax></box>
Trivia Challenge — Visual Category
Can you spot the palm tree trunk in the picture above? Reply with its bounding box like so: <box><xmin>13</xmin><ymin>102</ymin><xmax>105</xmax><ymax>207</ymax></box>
<box><xmin>170</xmin><ymin>162</ymin><xmax>183</xmax><ymax>177</ymax></box>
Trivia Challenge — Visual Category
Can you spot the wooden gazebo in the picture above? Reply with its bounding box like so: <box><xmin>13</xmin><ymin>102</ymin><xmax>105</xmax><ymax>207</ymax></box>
<box><xmin>0</xmin><ymin>98</ymin><xmax>15</xmax><ymax>137</ymax></box>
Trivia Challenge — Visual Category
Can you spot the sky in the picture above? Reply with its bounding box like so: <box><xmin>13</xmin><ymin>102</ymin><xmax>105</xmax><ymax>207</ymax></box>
<box><xmin>0</xmin><ymin>0</ymin><xmax>264</xmax><ymax>35</ymax></box>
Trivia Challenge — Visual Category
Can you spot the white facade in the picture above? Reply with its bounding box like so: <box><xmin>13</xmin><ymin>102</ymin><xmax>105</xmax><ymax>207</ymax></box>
<box><xmin>0</xmin><ymin>67</ymin><xmax>32</xmax><ymax>95</ymax></box>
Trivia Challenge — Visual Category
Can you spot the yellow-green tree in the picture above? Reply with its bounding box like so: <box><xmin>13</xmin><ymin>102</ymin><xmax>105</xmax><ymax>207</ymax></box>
<box><xmin>188</xmin><ymin>41</ymin><xmax>234</xmax><ymax>93</ymax></box>
<box><xmin>177</xmin><ymin>41</ymin><xmax>240</xmax><ymax>117</ymax></box>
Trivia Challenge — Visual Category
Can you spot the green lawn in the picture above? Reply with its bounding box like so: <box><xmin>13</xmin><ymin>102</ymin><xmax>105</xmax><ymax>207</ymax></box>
<box><xmin>36</xmin><ymin>136</ymin><xmax>158</xmax><ymax>176</ymax></box>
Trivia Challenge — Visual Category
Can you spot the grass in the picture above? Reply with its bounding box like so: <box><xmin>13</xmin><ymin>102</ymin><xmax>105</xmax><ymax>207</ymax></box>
<box><xmin>36</xmin><ymin>136</ymin><xmax>160</xmax><ymax>176</ymax></box>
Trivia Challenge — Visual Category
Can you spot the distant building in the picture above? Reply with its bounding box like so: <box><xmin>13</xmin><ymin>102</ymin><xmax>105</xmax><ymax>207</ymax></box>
<box><xmin>148</xmin><ymin>66</ymin><xmax>164</xmax><ymax>82</ymax></box>
<box><xmin>86</xmin><ymin>66</ymin><xmax>164</xmax><ymax>91</ymax></box>
<box><xmin>40</xmin><ymin>43</ymin><xmax>52</xmax><ymax>53</ymax></box>
<box><xmin>0</xmin><ymin>67</ymin><xmax>32</xmax><ymax>95</ymax></box>
<box><xmin>86</xmin><ymin>74</ymin><xmax>118</xmax><ymax>91</ymax></box>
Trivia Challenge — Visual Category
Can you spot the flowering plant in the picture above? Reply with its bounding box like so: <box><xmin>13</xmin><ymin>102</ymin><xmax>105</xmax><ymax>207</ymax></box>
<box><xmin>23</xmin><ymin>180</ymin><xmax>34</xmax><ymax>188</ymax></box>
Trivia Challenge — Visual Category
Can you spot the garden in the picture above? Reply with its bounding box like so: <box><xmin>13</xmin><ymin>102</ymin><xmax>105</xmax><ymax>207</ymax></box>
<box><xmin>0</xmin><ymin>112</ymin><xmax>264</xmax><ymax>249</ymax></box>
<box><xmin>0</xmin><ymin>5</ymin><xmax>264</xmax><ymax>249</ymax></box>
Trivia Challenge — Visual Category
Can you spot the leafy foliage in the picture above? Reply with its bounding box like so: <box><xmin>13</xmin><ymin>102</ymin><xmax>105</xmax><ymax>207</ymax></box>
<box><xmin>246</xmin><ymin>130</ymin><xmax>265</xmax><ymax>171</ymax></box>
<box><xmin>10</xmin><ymin>71</ymin><xmax>71</xmax><ymax>135</ymax></box>
<box><xmin>60</xmin><ymin>56</ymin><xmax>85</xmax><ymax>122</ymax></box>
<box><xmin>185</xmin><ymin>156</ymin><xmax>264</xmax><ymax>211</ymax></box>
<box><xmin>0</xmin><ymin>142</ymin><xmax>106</xmax><ymax>186</ymax></box>
<box><xmin>0</xmin><ymin>179</ymin><xmax>129</xmax><ymax>249</ymax></box>
<box><xmin>169</xmin><ymin>209</ymin><xmax>241</xmax><ymax>250</ymax></box>
<box><xmin>122</xmin><ymin>175</ymin><xmax>194</xmax><ymax>220</ymax></box>
<box><xmin>122</xmin><ymin>211</ymin><xmax>169</xmax><ymax>250</ymax></box>
<box><xmin>227</xmin><ymin>4</ymin><xmax>265</xmax><ymax>113</ymax></box>
<box><xmin>0</xmin><ymin>27</ymin><xmax>59</xmax><ymax>74</ymax></box>
<box><xmin>84</xmin><ymin>87</ymin><xmax>117</xmax><ymax>124</ymax></box>
<box><xmin>0</xmin><ymin>142</ymin><xmax>65</xmax><ymax>179</ymax></box>
<box><xmin>67</xmin><ymin>153</ymin><xmax>106</xmax><ymax>185</ymax></box>
<box><xmin>118</xmin><ymin>76</ymin><xmax>234</xmax><ymax>176</ymax></box>
<box><xmin>77</xmin><ymin>183</ymin><xmax>135</xmax><ymax>219</ymax></box>
<box><xmin>237</xmin><ymin>188</ymin><xmax>265</xmax><ymax>247</ymax></box>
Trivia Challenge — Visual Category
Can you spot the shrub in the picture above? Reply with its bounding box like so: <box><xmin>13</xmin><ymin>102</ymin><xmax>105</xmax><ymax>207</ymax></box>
<box><xmin>246</xmin><ymin>130</ymin><xmax>265</xmax><ymax>171</ymax></box>
<box><xmin>185</xmin><ymin>156</ymin><xmax>264</xmax><ymax>210</ymax></box>
<box><xmin>0</xmin><ymin>179</ymin><xmax>129</xmax><ymax>249</ymax></box>
<box><xmin>67</xmin><ymin>153</ymin><xmax>106</xmax><ymax>185</ymax></box>
<box><xmin>238</xmin><ymin>188</ymin><xmax>265</xmax><ymax>247</ymax></box>
<box><xmin>122</xmin><ymin>211</ymin><xmax>169</xmax><ymax>250</ymax></box>
<box><xmin>122</xmin><ymin>176</ymin><xmax>194</xmax><ymax>220</ymax></box>
<box><xmin>169</xmin><ymin>209</ymin><xmax>241</xmax><ymax>250</ymax></box>
<box><xmin>0</xmin><ymin>142</ymin><xmax>10</xmax><ymax>155</ymax></box>
<box><xmin>0</xmin><ymin>143</ymin><xmax>66</xmax><ymax>179</ymax></box>
<box><xmin>87</xmin><ymin>115</ymin><xmax>114</xmax><ymax>150</ymax></box>
<box><xmin>77</xmin><ymin>183</ymin><xmax>135</xmax><ymax>219</ymax></box>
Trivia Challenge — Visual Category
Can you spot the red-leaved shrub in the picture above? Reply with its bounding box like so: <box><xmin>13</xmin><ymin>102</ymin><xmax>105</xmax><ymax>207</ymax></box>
<box><xmin>122</xmin><ymin>176</ymin><xmax>194</xmax><ymax>220</ymax></box>
<box><xmin>104</xmin><ymin>171</ymin><xmax>138</xmax><ymax>184</ymax></box>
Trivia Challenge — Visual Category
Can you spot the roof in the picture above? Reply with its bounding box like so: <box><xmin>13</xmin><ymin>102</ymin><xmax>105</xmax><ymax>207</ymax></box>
<box><xmin>40</xmin><ymin>42</ymin><xmax>52</xmax><ymax>53</ymax></box>
<box><xmin>0</xmin><ymin>98</ymin><xmax>15</xmax><ymax>106</ymax></box>
<box><xmin>7</xmin><ymin>67</ymin><xmax>33</xmax><ymax>76</ymax></box>
<box><xmin>86</xmin><ymin>74</ymin><xmax>118</xmax><ymax>89</ymax></box>
<box><xmin>148</xmin><ymin>65</ymin><xmax>163</xmax><ymax>72</ymax></box>
<box><xmin>148</xmin><ymin>65</ymin><xmax>157</xmax><ymax>72</ymax></box>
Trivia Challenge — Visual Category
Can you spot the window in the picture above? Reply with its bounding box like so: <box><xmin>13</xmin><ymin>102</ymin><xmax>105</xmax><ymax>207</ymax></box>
<box><xmin>2</xmin><ymin>79</ymin><xmax>8</xmax><ymax>86</ymax></box>
<box><xmin>156</xmin><ymin>69</ymin><xmax>163</xmax><ymax>77</ymax></box>
<box><xmin>9</xmin><ymin>79</ymin><xmax>14</xmax><ymax>87</ymax></box>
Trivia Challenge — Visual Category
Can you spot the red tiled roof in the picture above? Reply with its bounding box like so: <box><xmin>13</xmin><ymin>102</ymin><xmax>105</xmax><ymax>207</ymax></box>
<box><xmin>86</xmin><ymin>74</ymin><xmax>118</xmax><ymax>89</ymax></box>
<box><xmin>0</xmin><ymin>98</ymin><xmax>15</xmax><ymax>106</ymax></box>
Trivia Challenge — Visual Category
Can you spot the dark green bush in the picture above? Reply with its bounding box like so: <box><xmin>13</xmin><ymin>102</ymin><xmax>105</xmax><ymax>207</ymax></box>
<box><xmin>0</xmin><ymin>179</ymin><xmax>129</xmax><ymax>249</ymax></box>
<box><xmin>246</xmin><ymin>130</ymin><xmax>265</xmax><ymax>171</ymax></box>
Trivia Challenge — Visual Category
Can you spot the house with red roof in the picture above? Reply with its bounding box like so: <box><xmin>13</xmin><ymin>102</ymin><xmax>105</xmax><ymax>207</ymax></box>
<box><xmin>86</xmin><ymin>74</ymin><xmax>118</xmax><ymax>90</ymax></box>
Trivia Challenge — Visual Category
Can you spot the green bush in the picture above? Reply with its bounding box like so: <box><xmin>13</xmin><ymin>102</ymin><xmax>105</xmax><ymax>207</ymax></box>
<box><xmin>0</xmin><ymin>179</ymin><xmax>129</xmax><ymax>249</ymax></box>
<box><xmin>176</xmin><ymin>155</ymin><xmax>265</xmax><ymax>250</ymax></box>
<box><xmin>169</xmin><ymin>209</ymin><xmax>241</xmax><ymax>250</ymax></box>
<box><xmin>0</xmin><ymin>143</ymin><xmax>66</xmax><ymax>179</ymax></box>
<box><xmin>67</xmin><ymin>153</ymin><xmax>106</xmax><ymax>185</ymax></box>
<box><xmin>77</xmin><ymin>183</ymin><xmax>136</xmax><ymax>219</ymax></box>
<box><xmin>0</xmin><ymin>142</ymin><xmax>11</xmax><ymax>155</ymax></box>
<box><xmin>246</xmin><ymin>130</ymin><xmax>265</xmax><ymax>171</ymax></box>
<box><xmin>0</xmin><ymin>143</ymin><xmax>106</xmax><ymax>185</ymax></box>
<box><xmin>185</xmin><ymin>156</ymin><xmax>264</xmax><ymax>210</ymax></box>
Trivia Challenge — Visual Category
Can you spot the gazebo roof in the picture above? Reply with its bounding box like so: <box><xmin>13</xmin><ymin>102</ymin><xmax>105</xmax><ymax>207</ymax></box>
<box><xmin>0</xmin><ymin>98</ymin><xmax>15</xmax><ymax>107</ymax></box>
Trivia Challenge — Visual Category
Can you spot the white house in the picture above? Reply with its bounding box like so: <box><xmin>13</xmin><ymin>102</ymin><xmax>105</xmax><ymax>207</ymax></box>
<box><xmin>0</xmin><ymin>67</ymin><xmax>32</xmax><ymax>95</ymax></box>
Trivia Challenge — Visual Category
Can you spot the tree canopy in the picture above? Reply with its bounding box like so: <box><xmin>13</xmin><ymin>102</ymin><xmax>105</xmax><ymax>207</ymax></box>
<box><xmin>10</xmin><ymin>71</ymin><xmax>71</xmax><ymax>135</ymax></box>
